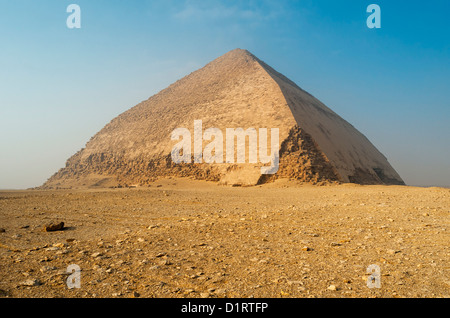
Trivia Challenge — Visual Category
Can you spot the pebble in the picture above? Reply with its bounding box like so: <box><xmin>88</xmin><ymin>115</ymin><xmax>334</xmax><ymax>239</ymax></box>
<box><xmin>40</xmin><ymin>266</ymin><xmax>56</xmax><ymax>273</ymax></box>
<box><xmin>44</xmin><ymin>222</ymin><xmax>65</xmax><ymax>232</ymax></box>
<box><xmin>159</xmin><ymin>259</ymin><xmax>171</xmax><ymax>266</ymax></box>
<box><xmin>20</xmin><ymin>279</ymin><xmax>41</xmax><ymax>287</ymax></box>
<box><xmin>45</xmin><ymin>247</ymin><xmax>60</xmax><ymax>251</ymax></box>
<box><xmin>327</xmin><ymin>285</ymin><xmax>338</xmax><ymax>291</ymax></box>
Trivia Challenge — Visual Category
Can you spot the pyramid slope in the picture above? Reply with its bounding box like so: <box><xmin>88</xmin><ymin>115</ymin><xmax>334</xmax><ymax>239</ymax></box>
<box><xmin>257</xmin><ymin>58</ymin><xmax>404</xmax><ymax>184</ymax></box>
<box><xmin>42</xmin><ymin>49</ymin><xmax>404</xmax><ymax>188</ymax></box>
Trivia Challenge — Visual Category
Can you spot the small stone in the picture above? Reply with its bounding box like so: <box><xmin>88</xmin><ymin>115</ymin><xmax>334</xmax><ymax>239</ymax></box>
<box><xmin>91</xmin><ymin>252</ymin><xmax>102</xmax><ymax>258</ymax></box>
<box><xmin>44</xmin><ymin>222</ymin><xmax>65</xmax><ymax>232</ymax></box>
<box><xmin>45</xmin><ymin>247</ymin><xmax>60</xmax><ymax>251</ymax></box>
<box><xmin>302</xmin><ymin>246</ymin><xmax>312</xmax><ymax>251</ymax></box>
<box><xmin>20</xmin><ymin>279</ymin><xmax>41</xmax><ymax>287</ymax></box>
<box><xmin>133</xmin><ymin>291</ymin><xmax>140</xmax><ymax>298</ymax></box>
<box><xmin>214</xmin><ymin>289</ymin><xmax>226</xmax><ymax>295</ymax></box>
<box><xmin>159</xmin><ymin>259</ymin><xmax>172</xmax><ymax>266</ymax></box>
<box><xmin>327</xmin><ymin>285</ymin><xmax>338</xmax><ymax>291</ymax></box>
<box><xmin>387</xmin><ymin>249</ymin><xmax>400</xmax><ymax>255</ymax></box>
<box><xmin>40</xmin><ymin>266</ymin><xmax>56</xmax><ymax>273</ymax></box>
<box><xmin>287</xmin><ymin>280</ymin><xmax>303</xmax><ymax>286</ymax></box>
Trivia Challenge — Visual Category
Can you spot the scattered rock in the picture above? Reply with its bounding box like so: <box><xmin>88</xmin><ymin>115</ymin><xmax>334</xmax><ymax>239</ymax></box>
<box><xmin>20</xmin><ymin>279</ymin><xmax>41</xmax><ymax>287</ymax></box>
<box><xmin>40</xmin><ymin>266</ymin><xmax>57</xmax><ymax>273</ymax></box>
<box><xmin>45</xmin><ymin>247</ymin><xmax>60</xmax><ymax>251</ymax></box>
<box><xmin>327</xmin><ymin>285</ymin><xmax>338</xmax><ymax>291</ymax></box>
<box><xmin>159</xmin><ymin>259</ymin><xmax>171</xmax><ymax>266</ymax></box>
<box><xmin>44</xmin><ymin>222</ymin><xmax>65</xmax><ymax>232</ymax></box>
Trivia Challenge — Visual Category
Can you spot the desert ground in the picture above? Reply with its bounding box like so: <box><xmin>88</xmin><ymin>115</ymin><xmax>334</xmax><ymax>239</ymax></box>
<box><xmin>0</xmin><ymin>178</ymin><xmax>448</xmax><ymax>298</ymax></box>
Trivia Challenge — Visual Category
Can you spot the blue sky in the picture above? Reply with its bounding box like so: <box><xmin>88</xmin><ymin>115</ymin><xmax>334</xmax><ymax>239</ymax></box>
<box><xmin>0</xmin><ymin>0</ymin><xmax>449</xmax><ymax>188</ymax></box>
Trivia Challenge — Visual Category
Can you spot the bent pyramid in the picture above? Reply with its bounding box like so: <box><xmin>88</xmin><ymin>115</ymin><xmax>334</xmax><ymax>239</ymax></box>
<box><xmin>42</xmin><ymin>49</ymin><xmax>404</xmax><ymax>188</ymax></box>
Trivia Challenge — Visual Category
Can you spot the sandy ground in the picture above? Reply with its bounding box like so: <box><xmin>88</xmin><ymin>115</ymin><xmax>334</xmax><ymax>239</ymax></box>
<box><xmin>0</xmin><ymin>178</ymin><xmax>448</xmax><ymax>298</ymax></box>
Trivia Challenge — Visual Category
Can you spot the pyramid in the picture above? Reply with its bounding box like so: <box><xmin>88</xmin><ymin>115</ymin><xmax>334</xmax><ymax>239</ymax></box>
<box><xmin>42</xmin><ymin>49</ymin><xmax>404</xmax><ymax>188</ymax></box>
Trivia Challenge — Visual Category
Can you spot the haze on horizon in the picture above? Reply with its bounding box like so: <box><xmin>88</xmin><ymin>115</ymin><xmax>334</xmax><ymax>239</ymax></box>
<box><xmin>0</xmin><ymin>0</ymin><xmax>449</xmax><ymax>189</ymax></box>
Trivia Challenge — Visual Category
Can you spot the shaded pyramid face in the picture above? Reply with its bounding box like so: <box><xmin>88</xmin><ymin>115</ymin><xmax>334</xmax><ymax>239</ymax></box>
<box><xmin>43</xmin><ymin>49</ymin><xmax>404</xmax><ymax>188</ymax></box>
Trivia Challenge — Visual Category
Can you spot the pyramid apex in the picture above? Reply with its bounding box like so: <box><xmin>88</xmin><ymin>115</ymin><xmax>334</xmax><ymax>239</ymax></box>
<box><xmin>222</xmin><ymin>48</ymin><xmax>256</xmax><ymax>58</ymax></box>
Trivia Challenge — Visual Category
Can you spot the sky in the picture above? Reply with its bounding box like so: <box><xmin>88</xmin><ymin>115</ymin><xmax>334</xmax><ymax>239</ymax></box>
<box><xmin>0</xmin><ymin>0</ymin><xmax>449</xmax><ymax>189</ymax></box>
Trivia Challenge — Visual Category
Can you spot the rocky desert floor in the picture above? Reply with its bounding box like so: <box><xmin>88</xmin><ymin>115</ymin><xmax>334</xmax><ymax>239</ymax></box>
<box><xmin>0</xmin><ymin>178</ymin><xmax>448</xmax><ymax>298</ymax></box>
